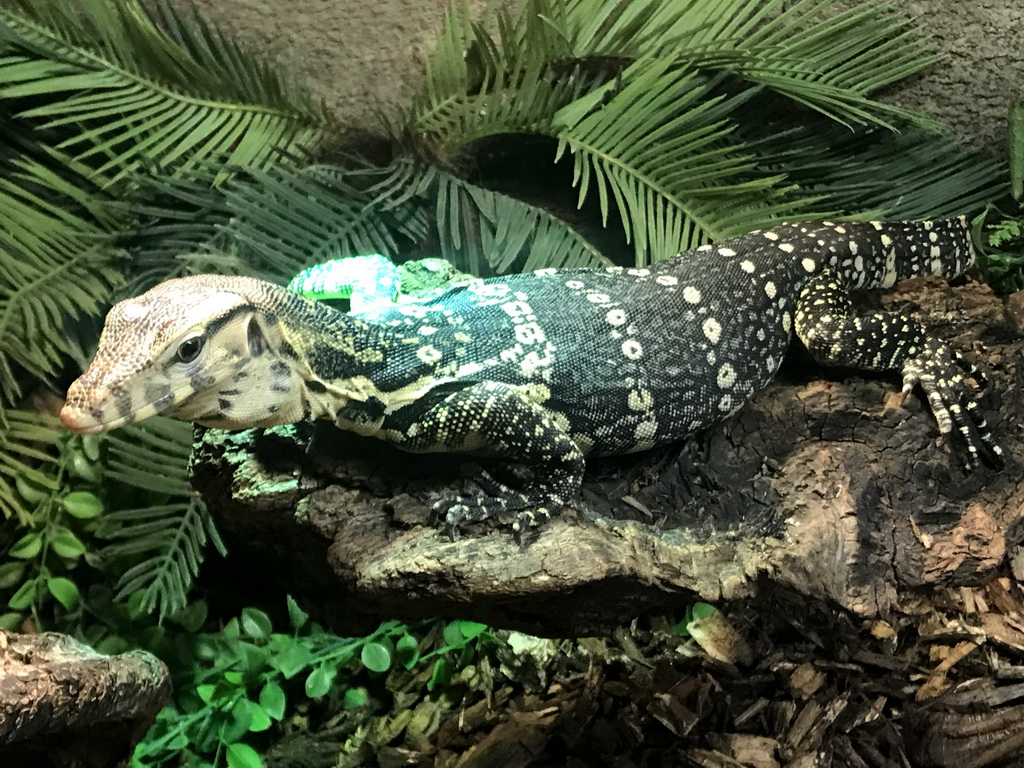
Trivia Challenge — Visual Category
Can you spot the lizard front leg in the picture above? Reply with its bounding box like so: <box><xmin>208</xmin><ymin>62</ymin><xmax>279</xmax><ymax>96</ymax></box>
<box><xmin>794</xmin><ymin>273</ymin><xmax>1003</xmax><ymax>467</ymax></box>
<box><xmin>389</xmin><ymin>381</ymin><xmax>585</xmax><ymax>540</ymax></box>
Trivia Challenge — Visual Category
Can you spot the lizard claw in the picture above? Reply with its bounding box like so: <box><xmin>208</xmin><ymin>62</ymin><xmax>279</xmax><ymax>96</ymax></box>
<box><xmin>901</xmin><ymin>339</ymin><xmax>1004</xmax><ymax>469</ymax></box>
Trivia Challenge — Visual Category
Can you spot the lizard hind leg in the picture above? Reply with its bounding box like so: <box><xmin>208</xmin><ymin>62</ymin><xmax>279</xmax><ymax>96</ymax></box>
<box><xmin>794</xmin><ymin>273</ymin><xmax>1003</xmax><ymax>468</ymax></box>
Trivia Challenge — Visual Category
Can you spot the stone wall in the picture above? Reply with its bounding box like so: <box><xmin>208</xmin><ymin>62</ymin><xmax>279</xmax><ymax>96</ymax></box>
<box><xmin>182</xmin><ymin>0</ymin><xmax>1023</xmax><ymax>158</ymax></box>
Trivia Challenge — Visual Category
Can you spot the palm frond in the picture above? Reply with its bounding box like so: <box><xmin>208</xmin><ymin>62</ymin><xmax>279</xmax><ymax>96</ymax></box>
<box><xmin>414</xmin><ymin>2</ymin><xmax>586</xmax><ymax>150</ymax></box>
<box><xmin>0</xmin><ymin>410</ymin><xmax>60</xmax><ymax>523</ymax></box>
<box><xmin>433</xmin><ymin>169</ymin><xmax>609</xmax><ymax>274</ymax></box>
<box><xmin>796</xmin><ymin>130</ymin><xmax>1006</xmax><ymax>219</ymax></box>
<box><xmin>221</xmin><ymin>163</ymin><xmax>429</xmax><ymax>284</ymax></box>
<box><xmin>0</xmin><ymin>0</ymin><xmax>329</xmax><ymax>184</ymax></box>
<box><xmin>99</xmin><ymin>417</ymin><xmax>224</xmax><ymax>619</ymax></box>
<box><xmin>552</xmin><ymin>63</ymin><xmax>831</xmax><ymax>260</ymax></box>
<box><xmin>0</xmin><ymin>147</ymin><xmax>125</xmax><ymax>409</ymax></box>
<box><xmin>559</xmin><ymin>0</ymin><xmax>939</xmax><ymax>129</ymax></box>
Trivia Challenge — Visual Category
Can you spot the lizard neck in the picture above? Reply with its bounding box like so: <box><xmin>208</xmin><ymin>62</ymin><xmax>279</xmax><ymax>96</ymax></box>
<box><xmin>273</xmin><ymin>295</ymin><xmax>449</xmax><ymax>433</ymax></box>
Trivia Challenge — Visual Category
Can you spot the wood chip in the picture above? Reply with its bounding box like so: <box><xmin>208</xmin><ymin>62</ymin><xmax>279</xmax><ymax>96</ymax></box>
<box><xmin>788</xmin><ymin>663</ymin><xmax>825</xmax><ymax>699</ymax></box>
<box><xmin>916</xmin><ymin>641</ymin><xmax>981</xmax><ymax>700</ymax></box>
<box><xmin>707</xmin><ymin>733</ymin><xmax>781</xmax><ymax>768</ymax></box>
<box><xmin>688</xmin><ymin>611</ymin><xmax>754</xmax><ymax>667</ymax></box>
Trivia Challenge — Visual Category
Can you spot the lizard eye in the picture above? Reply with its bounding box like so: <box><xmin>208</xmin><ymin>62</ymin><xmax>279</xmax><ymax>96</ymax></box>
<box><xmin>175</xmin><ymin>336</ymin><xmax>205</xmax><ymax>364</ymax></box>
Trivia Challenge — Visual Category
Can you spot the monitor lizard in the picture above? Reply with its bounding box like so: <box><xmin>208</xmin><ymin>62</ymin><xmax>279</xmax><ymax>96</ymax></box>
<box><xmin>60</xmin><ymin>218</ymin><xmax>1004</xmax><ymax>539</ymax></box>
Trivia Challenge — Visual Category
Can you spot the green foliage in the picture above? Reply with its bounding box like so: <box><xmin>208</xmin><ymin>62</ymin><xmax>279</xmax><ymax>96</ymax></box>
<box><xmin>0</xmin><ymin>0</ymin><xmax>328</xmax><ymax>419</ymax></box>
<box><xmin>408</xmin><ymin>0</ymin><xmax>999</xmax><ymax>263</ymax></box>
<box><xmin>0</xmin><ymin>423</ymin><xmax>103</xmax><ymax>629</ymax></box>
<box><xmin>671</xmin><ymin>601</ymin><xmax>717</xmax><ymax>637</ymax></box>
<box><xmin>979</xmin><ymin>207</ymin><xmax>1024</xmax><ymax>293</ymax></box>
<box><xmin>0</xmin><ymin>416</ymin><xmax>221</xmax><ymax>630</ymax></box>
<box><xmin>97</xmin><ymin>418</ymin><xmax>225</xmax><ymax>619</ymax></box>
<box><xmin>0</xmin><ymin>0</ymin><xmax>328</xmax><ymax>183</ymax></box>
<box><xmin>134</xmin><ymin>598</ymin><xmax>492</xmax><ymax>767</ymax></box>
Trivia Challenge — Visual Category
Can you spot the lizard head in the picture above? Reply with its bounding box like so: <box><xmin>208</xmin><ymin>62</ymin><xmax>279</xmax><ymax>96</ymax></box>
<box><xmin>61</xmin><ymin>275</ymin><xmax>311</xmax><ymax>434</ymax></box>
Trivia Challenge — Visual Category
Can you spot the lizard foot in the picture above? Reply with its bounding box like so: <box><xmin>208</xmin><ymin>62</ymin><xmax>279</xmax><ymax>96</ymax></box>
<box><xmin>432</xmin><ymin>472</ymin><xmax>570</xmax><ymax>544</ymax></box>
<box><xmin>900</xmin><ymin>339</ymin><xmax>1004</xmax><ymax>469</ymax></box>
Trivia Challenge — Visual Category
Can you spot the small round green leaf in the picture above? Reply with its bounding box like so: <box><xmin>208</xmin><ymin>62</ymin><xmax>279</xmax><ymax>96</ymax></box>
<box><xmin>459</xmin><ymin>621</ymin><xmax>487</xmax><ymax>640</ymax></box>
<box><xmin>427</xmin><ymin>658</ymin><xmax>452</xmax><ymax>692</ymax></box>
<box><xmin>395</xmin><ymin>633</ymin><xmax>420</xmax><ymax>669</ymax></box>
<box><xmin>80</xmin><ymin>434</ymin><xmax>102</xmax><ymax>462</ymax></box>
<box><xmin>51</xmin><ymin>529</ymin><xmax>86</xmax><ymax>559</ymax></box>
<box><xmin>286</xmin><ymin>594</ymin><xmax>308</xmax><ymax>631</ymax></box>
<box><xmin>46</xmin><ymin>576</ymin><xmax>79</xmax><ymax>609</ymax></box>
<box><xmin>225</xmin><ymin>742</ymin><xmax>263</xmax><ymax>768</ymax></box>
<box><xmin>0</xmin><ymin>612</ymin><xmax>23</xmax><ymax>631</ymax></box>
<box><xmin>8</xmin><ymin>578</ymin><xmax>37</xmax><ymax>611</ymax></box>
<box><xmin>15</xmin><ymin>475</ymin><xmax>49</xmax><ymax>504</ymax></box>
<box><xmin>248</xmin><ymin>700</ymin><xmax>271</xmax><ymax>732</ymax></box>
<box><xmin>305</xmin><ymin>665</ymin><xmax>334</xmax><ymax>698</ymax></box>
<box><xmin>196</xmin><ymin>684</ymin><xmax>217</xmax><ymax>704</ymax></box>
<box><xmin>68</xmin><ymin>451</ymin><xmax>101</xmax><ymax>482</ymax></box>
<box><xmin>230</xmin><ymin>698</ymin><xmax>253</xmax><ymax>733</ymax></box>
<box><xmin>61</xmin><ymin>491</ymin><xmax>103</xmax><ymax>519</ymax></box>
<box><xmin>0</xmin><ymin>561</ymin><xmax>26</xmax><ymax>590</ymax></box>
<box><xmin>360</xmin><ymin>641</ymin><xmax>392</xmax><ymax>673</ymax></box>
<box><xmin>259</xmin><ymin>681</ymin><xmax>286</xmax><ymax>721</ymax></box>
<box><xmin>342</xmin><ymin>687</ymin><xmax>368</xmax><ymax>709</ymax></box>
<box><xmin>691</xmin><ymin>602</ymin><xmax>717</xmax><ymax>621</ymax></box>
<box><xmin>272</xmin><ymin>639</ymin><xmax>312</xmax><ymax>679</ymax></box>
<box><xmin>9</xmin><ymin>533</ymin><xmax>42</xmax><ymax>560</ymax></box>
<box><xmin>171</xmin><ymin>600</ymin><xmax>208</xmax><ymax>633</ymax></box>
<box><xmin>241</xmin><ymin>607</ymin><xmax>273</xmax><ymax>640</ymax></box>
<box><xmin>443</xmin><ymin>621</ymin><xmax>464</xmax><ymax>647</ymax></box>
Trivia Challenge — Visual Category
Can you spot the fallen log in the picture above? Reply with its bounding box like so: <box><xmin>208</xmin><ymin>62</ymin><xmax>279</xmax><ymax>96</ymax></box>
<box><xmin>0</xmin><ymin>629</ymin><xmax>170</xmax><ymax>767</ymax></box>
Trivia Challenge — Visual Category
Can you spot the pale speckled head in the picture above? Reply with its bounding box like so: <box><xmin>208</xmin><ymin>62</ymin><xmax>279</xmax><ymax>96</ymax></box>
<box><xmin>61</xmin><ymin>275</ymin><xmax>312</xmax><ymax>434</ymax></box>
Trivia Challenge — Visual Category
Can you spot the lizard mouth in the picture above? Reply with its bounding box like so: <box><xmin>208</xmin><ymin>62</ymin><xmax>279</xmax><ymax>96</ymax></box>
<box><xmin>60</xmin><ymin>383</ymin><xmax>197</xmax><ymax>434</ymax></box>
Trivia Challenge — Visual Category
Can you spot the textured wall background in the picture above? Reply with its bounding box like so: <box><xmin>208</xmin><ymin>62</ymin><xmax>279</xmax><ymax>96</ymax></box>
<box><xmin>182</xmin><ymin>0</ymin><xmax>1023</xmax><ymax>159</ymax></box>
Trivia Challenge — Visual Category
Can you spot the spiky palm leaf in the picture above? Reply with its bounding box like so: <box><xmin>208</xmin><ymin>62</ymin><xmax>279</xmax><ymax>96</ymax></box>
<box><xmin>432</xmin><ymin>168</ymin><xmax>609</xmax><ymax>273</ymax></box>
<box><xmin>0</xmin><ymin>142</ymin><xmax>125</xmax><ymax>410</ymax></box>
<box><xmin>555</xmin><ymin>0</ymin><xmax>939</xmax><ymax>128</ymax></box>
<box><xmin>0</xmin><ymin>411</ymin><xmax>60</xmax><ymax>523</ymax></box>
<box><xmin>0</xmin><ymin>0</ymin><xmax>329</xmax><ymax>184</ymax></box>
<box><xmin>99</xmin><ymin>417</ymin><xmax>224</xmax><ymax>619</ymax></box>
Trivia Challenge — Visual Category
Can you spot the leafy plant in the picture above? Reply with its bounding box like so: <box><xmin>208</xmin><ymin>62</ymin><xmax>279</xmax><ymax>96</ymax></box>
<box><xmin>135</xmin><ymin>597</ymin><xmax>491</xmax><ymax>768</ymax></box>
<box><xmin>0</xmin><ymin>0</ymin><xmax>329</xmax><ymax>424</ymax></box>
<box><xmin>975</xmin><ymin>94</ymin><xmax>1024</xmax><ymax>293</ymax></box>
<box><xmin>97</xmin><ymin>417</ymin><xmax>225</xmax><ymax>619</ymax></box>
<box><xmin>0</xmin><ymin>421</ymin><xmax>102</xmax><ymax>629</ymax></box>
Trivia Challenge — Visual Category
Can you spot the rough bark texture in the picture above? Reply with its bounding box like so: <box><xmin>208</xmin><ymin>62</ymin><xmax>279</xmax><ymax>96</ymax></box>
<box><xmin>0</xmin><ymin>630</ymin><xmax>170</xmax><ymax>768</ymax></box>
<box><xmin>191</xmin><ymin>277</ymin><xmax>1024</xmax><ymax>639</ymax></box>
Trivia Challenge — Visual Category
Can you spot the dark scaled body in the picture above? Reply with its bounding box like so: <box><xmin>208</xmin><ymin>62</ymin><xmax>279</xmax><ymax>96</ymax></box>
<box><xmin>302</xmin><ymin>218</ymin><xmax>996</xmax><ymax>536</ymax></box>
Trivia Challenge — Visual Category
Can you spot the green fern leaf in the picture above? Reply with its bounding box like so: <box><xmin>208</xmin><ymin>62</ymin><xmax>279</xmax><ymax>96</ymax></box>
<box><xmin>0</xmin><ymin>0</ymin><xmax>329</xmax><ymax>184</ymax></box>
<box><xmin>432</xmin><ymin>169</ymin><xmax>609</xmax><ymax>274</ymax></box>
<box><xmin>0</xmin><ymin>410</ymin><xmax>60</xmax><ymax>523</ymax></box>
<box><xmin>0</xmin><ymin>147</ymin><xmax>126</xmax><ymax>409</ymax></box>
<box><xmin>99</xmin><ymin>417</ymin><xmax>225</xmax><ymax>619</ymax></box>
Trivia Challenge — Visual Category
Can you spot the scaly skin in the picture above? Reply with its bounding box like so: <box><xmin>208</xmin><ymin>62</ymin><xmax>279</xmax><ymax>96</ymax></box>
<box><xmin>61</xmin><ymin>219</ymin><xmax>1003</xmax><ymax>538</ymax></box>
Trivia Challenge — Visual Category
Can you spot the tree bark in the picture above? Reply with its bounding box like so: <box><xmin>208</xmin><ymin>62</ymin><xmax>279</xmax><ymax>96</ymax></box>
<box><xmin>192</xmin><ymin>277</ymin><xmax>1024</xmax><ymax>638</ymax></box>
<box><xmin>0</xmin><ymin>630</ymin><xmax>170</xmax><ymax>768</ymax></box>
